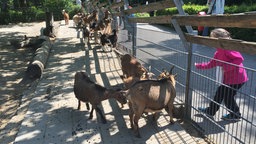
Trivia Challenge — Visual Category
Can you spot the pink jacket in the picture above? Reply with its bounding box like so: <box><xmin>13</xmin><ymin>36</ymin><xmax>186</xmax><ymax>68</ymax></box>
<box><xmin>195</xmin><ymin>48</ymin><xmax>248</xmax><ymax>84</ymax></box>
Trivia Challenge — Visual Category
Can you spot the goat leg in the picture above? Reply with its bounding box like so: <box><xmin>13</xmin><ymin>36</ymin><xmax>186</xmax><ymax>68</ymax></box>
<box><xmin>133</xmin><ymin>107</ymin><xmax>144</xmax><ymax>138</ymax></box>
<box><xmin>89</xmin><ymin>108</ymin><xmax>94</xmax><ymax>119</ymax></box>
<box><xmin>152</xmin><ymin>112</ymin><xmax>160</xmax><ymax>121</ymax></box>
<box><xmin>167</xmin><ymin>104</ymin><xmax>175</xmax><ymax>124</ymax></box>
<box><xmin>77</xmin><ymin>100</ymin><xmax>81</xmax><ymax>110</ymax></box>
<box><xmin>95</xmin><ymin>106</ymin><xmax>107</xmax><ymax>124</ymax></box>
<box><xmin>128</xmin><ymin>102</ymin><xmax>134</xmax><ymax>129</ymax></box>
<box><xmin>86</xmin><ymin>102</ymin><xmax>90</xmax><ymax>110</ymax></box>
<box><xmin>133</xmin><ymin>113</ymin><xmax>142</xmax><ymax>138</ymax></box>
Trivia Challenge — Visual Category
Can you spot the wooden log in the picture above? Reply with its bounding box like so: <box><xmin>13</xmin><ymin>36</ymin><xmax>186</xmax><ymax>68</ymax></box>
<box><xmin>26</xmin><ymin>37</ymin><xmax>52</xmax><ymax>79</ymax></box>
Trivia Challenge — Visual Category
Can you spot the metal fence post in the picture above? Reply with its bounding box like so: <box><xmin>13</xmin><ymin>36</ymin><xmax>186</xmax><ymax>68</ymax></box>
<box><xmin>132</xmin><ymin>23</ymin><xmax>137</xmax><ymax>56</ymax></box>
<box><xmin>171</xmin><ymin>19</ymin><xmax>193</xmax><ymax>121</ymax></box>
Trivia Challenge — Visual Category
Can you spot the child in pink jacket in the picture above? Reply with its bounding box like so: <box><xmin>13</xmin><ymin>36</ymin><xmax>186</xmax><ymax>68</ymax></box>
<box><xmin>195</xmin><ymin>28</ymin><xmax>248</xmax><ymax>120</ymax></box>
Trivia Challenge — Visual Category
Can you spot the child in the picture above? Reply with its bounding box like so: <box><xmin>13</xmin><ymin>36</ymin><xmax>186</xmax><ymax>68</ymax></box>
<box><xmin>195</xmin><ymin>28</ymin><xmax>248</xmax><ymax>120</ymax></box>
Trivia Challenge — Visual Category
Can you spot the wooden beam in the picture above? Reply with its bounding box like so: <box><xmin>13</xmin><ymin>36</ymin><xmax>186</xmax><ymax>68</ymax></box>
<box><xmin>98</xmin><ymin>2</ymin><xmax>108</xmax><ymax>8</ymax></box>
<box><xmin>172</xmin><ymin>13</ymin><xmax>256</xmax><ymax>28</ymax></box>
<box><xmin>128</xmin><ymin>15</ymin><xmax>172</xmax><ymax>24</ymax></box>
<box><xmin>184</xmin><ymin>34</ymin><xmax>256</xmax><ymax>55</ymax></box>
<box><xmin>91</xmin><ymin>0</ymin><xmax>99</xmax><ymax>6</ymax></box>
<box><xmin>125</xmin><ymin>0</ymin><xmax>175</xmax><ymax>15</ymax></box>
<box><xmin>112</xmin><ymin>12</ymin><xmax>121</xmax><ymax>17</ymax></box>
<box><xmin>110</xmin><ymin>1</ymin><xmax>124</xmax><ymax>9</ymax></box>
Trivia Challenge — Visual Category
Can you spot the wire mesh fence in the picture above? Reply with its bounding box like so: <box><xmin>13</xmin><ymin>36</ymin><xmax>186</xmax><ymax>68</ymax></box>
<box><xmin>116</xmin><ymin>16</ymin><xmax>256</xmax><ymax>144</ymax></box>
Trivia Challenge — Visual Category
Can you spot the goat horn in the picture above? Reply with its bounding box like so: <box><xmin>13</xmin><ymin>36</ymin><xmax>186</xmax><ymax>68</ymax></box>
<box><xmin>169</xmin><ymin>65</ymin><xmax>175</xmax><ymax>74</ymax></box>
<box><xmin>148</xmin><ymin>65</ymin><xmax>151</xmax><ymax>72</ymax></box>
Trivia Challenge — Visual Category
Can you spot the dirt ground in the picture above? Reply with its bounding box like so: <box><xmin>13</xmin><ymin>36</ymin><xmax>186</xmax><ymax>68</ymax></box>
<box><xmin>0</xmin><ymin>22</ymin><xmax>210</xmax><ymax>144</ymax></box>
<box><xmin>0</xmin><ymin>22</ymin><xmax>46</xmax><ymax>143</ymax></box>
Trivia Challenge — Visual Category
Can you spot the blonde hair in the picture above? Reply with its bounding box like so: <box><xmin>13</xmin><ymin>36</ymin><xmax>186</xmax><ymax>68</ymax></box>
<box><xmin>210</xmin><ymin>28</ymin><xmax>231</xmax><ymax>39</ymax></box>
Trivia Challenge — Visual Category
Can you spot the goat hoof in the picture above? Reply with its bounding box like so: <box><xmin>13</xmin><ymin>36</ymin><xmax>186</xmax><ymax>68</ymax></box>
<box><xmin>102</xmin><ymin>119</ymin><xmax>107</xmax><ymax>124</ymax></box>
<box><xmin>134</xmin><ymin>132</ymin><xmax>141</xmax><ymax>138</ymax></box>
<box><xmin>169</xmin><ymin>120</ymin><xmax>175</xmax><ymax>124</ymax></box>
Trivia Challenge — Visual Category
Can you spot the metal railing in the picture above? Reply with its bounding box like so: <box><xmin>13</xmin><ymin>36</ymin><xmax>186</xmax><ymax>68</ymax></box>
<box><xmin>116</xmin><ymin>17</ymin><xmax>256</xmax><ymax>144</ymax></box>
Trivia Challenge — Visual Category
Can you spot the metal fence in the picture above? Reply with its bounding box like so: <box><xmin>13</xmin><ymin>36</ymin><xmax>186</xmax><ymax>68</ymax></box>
<box><xmin>115</xmin><ymin>15</ymin><xmax>256</xmax><ymax>144</ymax></box>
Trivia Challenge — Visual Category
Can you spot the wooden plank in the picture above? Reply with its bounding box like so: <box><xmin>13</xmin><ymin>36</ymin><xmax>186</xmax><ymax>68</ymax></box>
<box><xmin>110</xmin><ymin>1</ymin><xmax>124</xmax><ymax>9</ymax></box>
<box><xmin>184</xmin><ymin>34</ymin><xmax>256</xmax><ymax>55</ymax></box>
<box><xmin>172</xmin><ymin>13</ymin><xmax>256</xmax><ymax>28</ymax></box>
<box><xmin>91</xmin><ymin>0</ymin><xmax>99</xmax><ymax>6</ymax></box>
<box><xmin>98</xmin><ymin>2</ymin><xmax>108</xmax><ymax>7</ymax></box>
<box><xmin>128</xmin><ymin>15</ymin><xmax>172</xmax><ymax>24</ymax></box>
<box><xmin>112</xmin><ymin>12</ymin><xmax>121</xmax><ymax>17</ymax></box>
<box><xmin>124</xmin><ymin>0</ymin><xmax>175</xmax><ymax>15</ymax></box>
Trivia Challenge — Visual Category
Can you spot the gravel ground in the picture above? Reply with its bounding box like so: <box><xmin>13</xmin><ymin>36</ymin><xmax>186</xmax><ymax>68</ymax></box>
<box><xmin>0</xmin><ymin>21</ymin><xmax>209</xmax><ymax>144</ymax></box>
<box><xmin>0</xmin><ymin>21</ymin><xmax>52</xmax><ymax>144</ymax></box>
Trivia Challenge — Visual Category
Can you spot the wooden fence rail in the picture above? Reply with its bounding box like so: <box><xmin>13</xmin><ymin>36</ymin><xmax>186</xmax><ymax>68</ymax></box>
<box><xmin>172</xmin><ymin>13</ymin><xmax>256</xmax><ymax>28</ymax></box>
<box><xmin>185</xmin><ymin>34</ymin><xmax>256</xmax><ymax>55</ymax></box>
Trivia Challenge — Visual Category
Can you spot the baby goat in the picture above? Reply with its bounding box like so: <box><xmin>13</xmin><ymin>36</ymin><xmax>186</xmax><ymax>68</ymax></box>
<box><xmin>74</xmin><ymin>72</ymin><xmax>127</xmax><ymax>124</ymax></box>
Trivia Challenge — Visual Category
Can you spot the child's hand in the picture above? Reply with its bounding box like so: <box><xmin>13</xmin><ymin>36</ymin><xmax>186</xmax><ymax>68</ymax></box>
<box><xmin>195</xmin><ymin>63</ymin><xmax>201</xmax><ymax>69</ymax></box>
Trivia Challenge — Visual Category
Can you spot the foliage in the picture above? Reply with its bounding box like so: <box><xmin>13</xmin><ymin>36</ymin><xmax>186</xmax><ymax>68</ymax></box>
<box><xmin>135</xmin><ymin>12</ymin><xmax>149</xmax><ymax>17</ymax></box>
<box><xmin>42</xmin><ymin>0</ymin><xmax>75</xmax><ymax>20</ymax></box>
<box><xmin>155</xmin><ymin>3</ymin><xmax>256</xmax><ymax>41</ymax></box>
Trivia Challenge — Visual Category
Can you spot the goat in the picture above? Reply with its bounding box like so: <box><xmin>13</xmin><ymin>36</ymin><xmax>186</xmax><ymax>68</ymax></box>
<box><xmin>100</xmin><ymin>33</ymin><xmax>111</xmax><ymax>52</ymax></box>
<box><xmin>72</xmin><ymin>13</ymin><xmax>82</xmax><ymax>28</ymax></box>
<box><xmin>108</xmin><ymin>29</ymin><xmax>118</xmax><ymax>48</ymax></box>
<box><xmin>82</xmin><ymin>10</ymin><xmax>98</xmax><ymax>28</ymax></box>
<box><xmin>120</xmin><ymin>54</ymin><xmax>148</xmax><ymax>78</ymax></box>
<box><xmin>120</xmin><ymin>66</ymin><xmax>177</xmax><ymax>138</ymax></box>
<box><xmin>74</xmin><ymin>72</ymin><xmax>127</xmax><ymax>124</ymax></box>
<box><xmin>82</xmin><ymin>25</ymin><xmax>90</xmax><ymax>44</ymax></box>
<box><xmin>92</xmin><ymin>20</ymin><xmax>106</xmax><ymax>44</ymax></box>
<box><xmin>120</xmin><ymin>71</ymin><xmax>155</xmax><ymax>89</ymax></box>
<box><xmin>99</xmin><ymin>29</ymin><xmax>118</xmax><ymax>52</ymax></box>
<box><xmin>62</xmin><ymin>10</ymin><xmax>69</xmax><ymax>25</ymax></box>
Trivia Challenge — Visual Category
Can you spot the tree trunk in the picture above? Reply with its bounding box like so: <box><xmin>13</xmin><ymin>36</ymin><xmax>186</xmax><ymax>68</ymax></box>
<box><xmin>26</xmin><ymin>36</ymin><xmax>52</xmax><ymax>79</ymax></box>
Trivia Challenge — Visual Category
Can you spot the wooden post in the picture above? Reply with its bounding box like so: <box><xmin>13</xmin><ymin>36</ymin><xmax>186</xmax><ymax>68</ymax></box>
<box><xmin>172</xmin><ymin>19</ymin><xmax>193</xmax><ymax>121</ymax></box>
<box><xmin>45</xmin><ymin>11</ymin><xmax>54</xmax><ymax>37</ymax></box>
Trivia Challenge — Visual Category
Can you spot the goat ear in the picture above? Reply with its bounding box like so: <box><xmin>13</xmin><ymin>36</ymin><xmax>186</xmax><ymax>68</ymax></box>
<box><xmin>173</xmin><ymin>73</ymin><xmax>178</xmax><ymax>79</ymax></box>
<box><xmin>120</xmin><ymin>75</ymin><xmax>125</xmax><ymax>80</ymax></box>
<box><xmin>120</xmin><ymin>90</ymin><xmax>128</xmax><ymax>96</ymax></box>
<box><xmin>148</xmin><ymin>65</ymin><xmax>151</xmax><ymax>72</ymax></box>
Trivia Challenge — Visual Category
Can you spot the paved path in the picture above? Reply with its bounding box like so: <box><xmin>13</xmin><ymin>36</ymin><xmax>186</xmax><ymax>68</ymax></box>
<box><xmin>13</xmin><ymin>21</ymin><xmax>201</xmax><ymax>144</ymax></box>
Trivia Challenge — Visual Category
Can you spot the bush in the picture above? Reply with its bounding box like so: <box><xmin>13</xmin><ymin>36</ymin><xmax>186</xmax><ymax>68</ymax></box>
<box><xmin>69</xmin><ymin>5</ymin><xmax>82</xmax><ymax>18</ymax></box>
<box><xmin>155</xmin><ymin>4</ymin><xmax>256</xmax><ymax>41</ymax></box>
<box><xmin>43</xmin><ymin>0</ymin><xmax>75</xmax><ymax>21</ymax></box>
<box><xmin>8</xmin><ymin>10</ymin><xmax>24</xmax><ymax>23</ymax></box>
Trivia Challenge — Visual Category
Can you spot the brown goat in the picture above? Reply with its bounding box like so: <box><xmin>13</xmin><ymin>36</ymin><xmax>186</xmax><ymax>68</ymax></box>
<box><xmin>73</xmin><ymin>13</ymin><xmax>83</xmax><ymax>27</ymax></box>
<box><xmin>62</xmin><ymin>10</ymin><xmax>69</xmax><ymax>25</ymax></box>
<box><xmin>121</xmin><ymin>67</ymin><xmax>177</xmax><ymax>138</ymax></box>
<box><xmin>74</xmin><ymin>72</ymin><xmax>127</xmax><ymax>124</ymax></box>
<box><xmin>120</xmin><ymin>54</ymin><xmax>148</xmax><ymax>78</ymax></box>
